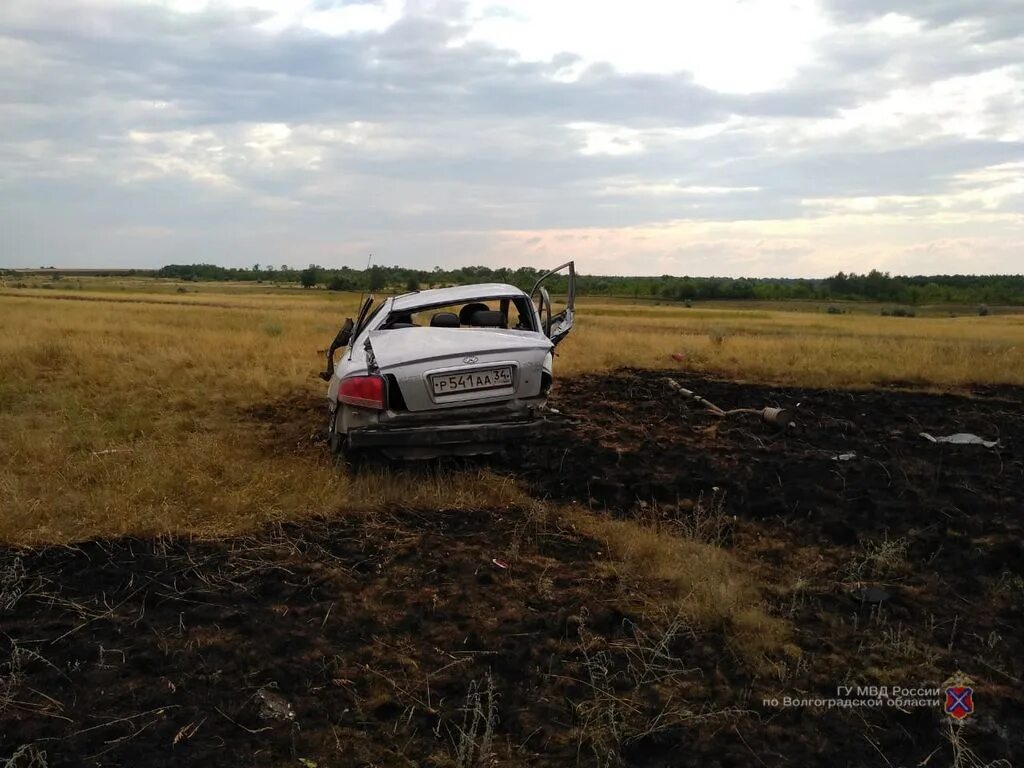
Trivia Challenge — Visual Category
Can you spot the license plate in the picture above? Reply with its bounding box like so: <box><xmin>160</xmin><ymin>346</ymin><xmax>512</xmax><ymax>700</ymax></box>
<box><xmin>431</xmin><ymin>366</ymin><xmax>514</xmax><ymax>396</ymax></box>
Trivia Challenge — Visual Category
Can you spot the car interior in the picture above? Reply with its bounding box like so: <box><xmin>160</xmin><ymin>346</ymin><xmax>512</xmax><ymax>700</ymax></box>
<box><xmin>381</xmin><ymin>297</ymin><xmax>536</xmax><ymax>331</ymax></box>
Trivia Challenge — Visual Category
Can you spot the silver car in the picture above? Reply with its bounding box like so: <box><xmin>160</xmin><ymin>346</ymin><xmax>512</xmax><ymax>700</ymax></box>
<box><xmin>319</xmin><ymin>262</ymin><xmax>576</xmax><ymax>459</ymax></box>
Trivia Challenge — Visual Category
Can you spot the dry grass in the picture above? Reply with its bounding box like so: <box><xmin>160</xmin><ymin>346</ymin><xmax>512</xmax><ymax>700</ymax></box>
<box><xmin>3</xmin><ymin>282</ymin><xmax>1021</xmax><ymax>545</ymax></box>
<box><xmin>0</xmin><ymin>292</ymin><xmax>525</xmax><ymax>544</ymax></box>
<box><xmin>562</xmin><ymin>299</ymin><xmax>1024</xmax><ymax>386</ymax></box>
<box><xmin>567</xmin><ymin>506</ymin><xmax>791</xmax><ymax>664</ymax></box>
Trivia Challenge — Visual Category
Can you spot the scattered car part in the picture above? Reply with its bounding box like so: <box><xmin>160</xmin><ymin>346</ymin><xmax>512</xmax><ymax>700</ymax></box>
<box><xmin>920</xmin><ymin>432</ymin><xmax>999</xmax><ymax>448</ymax></box>
<box><xmin>663</xmin><ymin>378</ymin><xmax>727</xmax><ymax>416</ymax></box>
<box><xmin>760</xmin><ymin>406</ymin><xmax>795</xmax><ymax>427</ymax></box>
<box><xmin>663</xmin><ymin>378</ymin><xmax>796</xmax><ymax>427</ymax></box>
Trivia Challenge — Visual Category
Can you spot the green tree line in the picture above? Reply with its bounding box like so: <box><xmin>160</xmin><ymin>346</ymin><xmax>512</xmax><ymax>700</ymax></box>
<box><xmin>154</xmin><ymin>264</ymin><xmax>1024</xmax><ymax>305</ymax></box>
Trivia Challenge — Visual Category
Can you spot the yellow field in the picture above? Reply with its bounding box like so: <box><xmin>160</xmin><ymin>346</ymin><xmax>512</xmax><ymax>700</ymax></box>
<box><xmin>2</xmin><ymin>280</ymin><xmax>1023</xmax><ymax>546</ymax></box>
<box><xmin>568</xmin><ymin>301</ymin><xmax>1024</xmax><ymax>386</ymax></box>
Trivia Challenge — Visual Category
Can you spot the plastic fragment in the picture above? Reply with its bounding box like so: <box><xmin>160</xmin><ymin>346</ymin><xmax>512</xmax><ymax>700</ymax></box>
<box><xmin>920</xmin><ymin>432</ymin><xmax>998</xmax><ymax>448</ymax></box>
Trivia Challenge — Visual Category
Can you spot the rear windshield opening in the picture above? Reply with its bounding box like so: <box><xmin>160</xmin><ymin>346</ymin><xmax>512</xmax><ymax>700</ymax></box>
<box><xmin>381</xmin><ymin>297</ymin><xmax>536</xmax><ymax>331</ymax></box>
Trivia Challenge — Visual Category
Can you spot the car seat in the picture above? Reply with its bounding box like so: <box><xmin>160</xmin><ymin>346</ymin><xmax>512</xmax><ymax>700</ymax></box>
<box><xmin>468</xmin><ymin>309</ymin><xmax>504</xmax><ymax>328</ymax></box>
<box><xmin>458</xmin><ymin>303</ymin><xmax>490</xmax><ymax>325</ymax></box>
<box><xmin>430</xmin><ymin>312</ymin><xmax>460</xmax><ymax>328</ymax></box>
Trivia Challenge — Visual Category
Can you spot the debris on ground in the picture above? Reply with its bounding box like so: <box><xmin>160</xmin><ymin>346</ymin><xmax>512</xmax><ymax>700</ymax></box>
<box><xmin>255</xmin><ymin>687</ymin><xmax>296</xmax><ymax>723</ymax></box>
<box><xmin>920</xmin><ymin>432</ymin><xmax>1000</xmax><ymax>448</ymax></box>
<box><xmin>833</xmin><ymin>452</ymin><xmax>857</xmax><ymax>461</ymax></box>
<box><xmin>664</xmin><ymin>377</ymin><xmax>795</xmax><ymax>427</ymax></box>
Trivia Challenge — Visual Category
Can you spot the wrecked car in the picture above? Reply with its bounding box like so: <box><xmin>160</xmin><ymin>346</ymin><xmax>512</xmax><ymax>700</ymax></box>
<box><xmin>319</xmin><ymin>262</ymin><xmax>576</xmax><ymax>459</ymax></box>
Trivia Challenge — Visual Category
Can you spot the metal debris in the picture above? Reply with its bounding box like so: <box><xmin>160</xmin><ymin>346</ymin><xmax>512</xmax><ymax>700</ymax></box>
<box><xmin>664</xmin><ymin>378</ymin><xmax>796</xmax><ymax>427</ymax></box>
<box><xmin>761</xmin><ymin>407</ymin><xmax>795</xmax><ymax>427</ymax></box>
<box><xmin>920</xmin><ymin>432</ymin><xmax>999</xmax><ymax>448</ymax></box>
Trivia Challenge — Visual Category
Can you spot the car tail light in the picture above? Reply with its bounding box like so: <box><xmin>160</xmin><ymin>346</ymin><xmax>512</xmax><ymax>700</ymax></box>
<box><xmin>338</xmin><ymin>375</ymin><xmax>386</xmax><ymax>409</ymax></box>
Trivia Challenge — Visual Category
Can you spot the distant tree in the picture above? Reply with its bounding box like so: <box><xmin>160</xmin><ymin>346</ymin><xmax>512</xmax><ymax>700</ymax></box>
<box><xmin>405</xmin><ymin>276</ymin><xmax>420</xmax><ymax>292</ymax></box>
<box><xmin>151</xmin><ymin>263</ymin><xmax>1024</xmax><ymax>306</ymax></box>
<box><xmin>300</xmin><ymin>266</ymin><xmax>318</xmax><ymax>288</ymax></box>
<box><xmin>368</xmin><ymin>266</ymin><xmax>386</xmax><ymax>291</ymax></box>
<box><xmin>327</xmin><ymin>275</ymin><xmax>353</xmax><ymax>292</ymax></box>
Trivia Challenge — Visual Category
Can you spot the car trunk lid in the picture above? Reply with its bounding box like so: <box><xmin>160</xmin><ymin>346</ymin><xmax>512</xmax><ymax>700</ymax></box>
<box><xmin>365</xmin><ymin>328</ymin><xmax>552</xmax><ymax>412</ymax></box>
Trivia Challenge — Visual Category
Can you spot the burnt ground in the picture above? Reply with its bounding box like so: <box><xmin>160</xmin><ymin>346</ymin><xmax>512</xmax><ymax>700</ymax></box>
<box><xmin>2</xmin><ymin>368</ymin><xmax>1023</xmax><ymax>767</ymax></box>
<box><xmin>518</xmin><ymin>369</ymin><xmax>1024</xmax><ymax>760</ymax></box>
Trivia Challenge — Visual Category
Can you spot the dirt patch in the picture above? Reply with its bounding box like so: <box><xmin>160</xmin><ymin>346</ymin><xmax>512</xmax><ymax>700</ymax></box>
<box><xmin>246</xmin><ymin>392</ymin><xmax>330</xmax><ymax>459</ymax></box>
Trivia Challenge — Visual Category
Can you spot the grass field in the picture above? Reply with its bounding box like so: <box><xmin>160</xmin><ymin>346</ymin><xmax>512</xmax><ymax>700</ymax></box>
<box><xmin>0</xmin><ymin>281</ymin><xmax>790</xmax><ymax>651</ymax></box>
<box><xmin>2</xmin><ymin>277</ymin><xmax>1021</xmax><ymax>765</ymax></box>
<box><xmin>2</xmin><ymin>277</ymin><xmax>1022</xmax><ymax>544</ymax></box>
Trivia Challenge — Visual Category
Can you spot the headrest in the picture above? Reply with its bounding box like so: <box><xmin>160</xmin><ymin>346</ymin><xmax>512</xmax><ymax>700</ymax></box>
<box><xmin>459</xmin><ymin>302</ymin><xmax>490</xmax><ymax>324</ymax></box>
<box><xmin>469</xmin><ymin>310</ymin><xmax>504</xmax><ymax>328</ymax></box>
<box><xmin>430</xmin><ymin>312</ymin><xmax>460</xmax><ymax>328</ymax></box>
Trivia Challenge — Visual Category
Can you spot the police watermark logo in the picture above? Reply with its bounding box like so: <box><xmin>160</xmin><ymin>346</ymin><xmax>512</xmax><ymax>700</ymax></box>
<box><xmin>943</xmin><ymin>673</ymin><xmax>975</xmax><ymax>721</ymax></box>
<box><xmin>761</xmin><ymin>674</ymin><xmax>977</xmax><ymax>717</ymax></box>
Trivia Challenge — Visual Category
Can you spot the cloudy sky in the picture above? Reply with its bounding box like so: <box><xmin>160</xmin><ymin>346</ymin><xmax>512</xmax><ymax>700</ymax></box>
<box><xmin>1</xmin><ymin>0</ymin><xmax>1022</xmax><ymax>276</ymax></box>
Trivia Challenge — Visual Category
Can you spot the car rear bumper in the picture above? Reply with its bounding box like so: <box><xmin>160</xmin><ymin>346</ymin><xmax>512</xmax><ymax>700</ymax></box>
<box><xmin>347</xmin><ymin>418</ymin><xmax>543</xmax><ymax>450</ymax></box>
<box><xmin>337</xmin><ymin>397</ymin><xmax>546</xmax><ymax>457</ymax></box>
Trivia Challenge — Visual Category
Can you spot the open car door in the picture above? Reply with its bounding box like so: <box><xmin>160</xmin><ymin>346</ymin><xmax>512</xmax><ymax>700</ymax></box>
<box><xmin>530</xmin><ymin>261</ymin><xmax>576</xmax><ymax>346</ymax></box>
<box><xmin>319</xmin><ymin>295</ymin><xmax>374</xmax><ymax>381</ymax></box>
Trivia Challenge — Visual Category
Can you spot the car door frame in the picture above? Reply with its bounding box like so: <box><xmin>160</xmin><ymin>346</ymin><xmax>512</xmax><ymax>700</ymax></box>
<box><xmin>530</xmin><ymin>261</ymin><xmax>576</xmax><ymax>346</ymax></box>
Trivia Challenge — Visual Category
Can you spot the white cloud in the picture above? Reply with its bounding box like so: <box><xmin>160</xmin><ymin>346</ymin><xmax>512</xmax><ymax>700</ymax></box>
<box><xmin>1</xmin><ymin>0</ymin><xmax>1023</xmax><ymax>274</ymax></box>
<box><xmin>566</xmin><ymin>123</ymin><xmax>645</xmax><ymax>156</ymax></box>
<box><xmin>463</xmin><ymin>0</ymin><xmax>830</xmax><ymax>93</ymax></box>
<box><xmin>809</xmin><ymin>66</ymin><xmax>1024</xmax><ymax>143</ymax></box>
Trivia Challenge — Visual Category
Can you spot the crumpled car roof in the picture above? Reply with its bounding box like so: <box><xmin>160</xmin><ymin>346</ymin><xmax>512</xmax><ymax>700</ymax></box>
<box><xmin>390</xmin><ymin>283</ymin><xmax>526</xmax><ymax>312</ymax></box>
